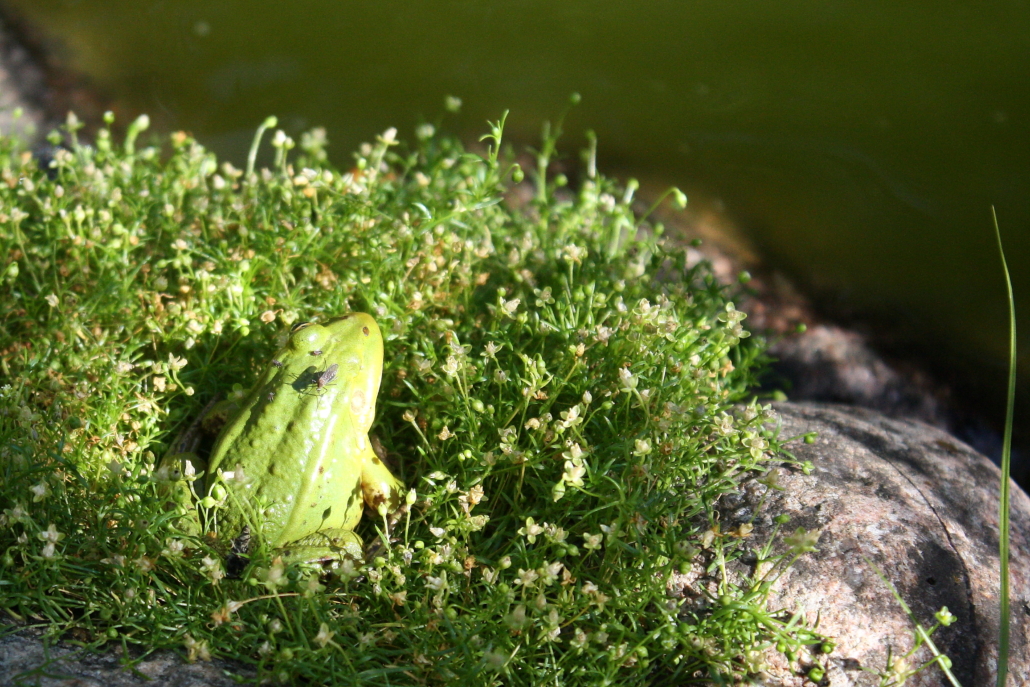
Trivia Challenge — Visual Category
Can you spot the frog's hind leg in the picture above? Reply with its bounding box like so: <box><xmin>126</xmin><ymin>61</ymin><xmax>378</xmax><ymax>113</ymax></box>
<box><xmin>279</xmin><ymin>529</ymin><xmax>364</xmax><ymax>565</ymax></box>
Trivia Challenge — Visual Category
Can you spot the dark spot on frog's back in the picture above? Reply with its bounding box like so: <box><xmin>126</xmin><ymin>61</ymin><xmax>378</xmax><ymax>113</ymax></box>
<box><xmin>362</xmin><ymin>326</ymin><xmax>369</xmax><ymax>336</ymax></box>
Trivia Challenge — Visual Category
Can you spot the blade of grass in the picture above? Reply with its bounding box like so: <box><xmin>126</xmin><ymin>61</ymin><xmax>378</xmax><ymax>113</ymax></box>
<box><xmin>991</xmin><ymin>205</ymin><xmax>1013</xmax><ymax>687</ymax></box>
<box><xmin>862</xmin><ymin>555</ymin><xmax>962</xmax><ymax>687</ymax></box>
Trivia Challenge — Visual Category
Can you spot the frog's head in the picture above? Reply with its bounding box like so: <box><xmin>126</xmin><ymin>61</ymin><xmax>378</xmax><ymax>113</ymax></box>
<box><xmin>283</xmin><ymin>313</ymin><xmax>384</xmax><ymax>430</ymax></box>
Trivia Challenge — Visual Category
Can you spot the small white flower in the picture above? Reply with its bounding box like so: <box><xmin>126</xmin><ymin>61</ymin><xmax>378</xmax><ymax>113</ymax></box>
<box><xmin>201</xmin><ymin>556</ymin><xmax>224</xmax><ymax>584</ymax></box>
<box><xmin>505</xmin><ymin>604</ymin><xmax>527</xmax><ymax>630</ymax></box>
<box><xmin>538</xmin><ymin>561</ymin><xmax>563</xmax><ymax>586</ymax></box>
<box><xmin>4</xmin><ymin>503</ymin><xmax>29</xmax><ymax>523</ymax></box>
<box><xmin>715</xmin><ymin>413</ymin><xmax>735</xmax><ymax>436</ymax></box>
<box><xmin>600</xmin><ymin>522</ymin><xmax>621</xmax><ymax>542</ymax></box>
<box><xmin>29</xmin><ymin>482</ymin><xmax>49</xmax><ymax>502</ymax></box>
<box><xmin>518</xmin><ymin>517</ymin><xmax>545</xmax><ymax>543</ymax></box>
<box><xmin>261</xmin><ymin>557</ymin><xmax>286</xmax><ymax>588</ymax></box>
<box><xmin>558</xmin><ymin>405</ymin><xmax>582</xmax><ymax>430</ymax></box>
<box><xmin>618</xmin><ymin>366</ymin><xmax>637</xmax><ymax>391</ymax></box>
<box><xmin>415</xmin><ymin>123</ymin><xmax>435</xmax><ymax>140</ymax></box>
<box><xmin>44</xmin><ymin>293</ymin><xmax>59</xmax><ymax>307</ymax></box>
<box><xmin>426</xmin><ymin>573</ymin><xmax>448</xmax><ymax>592</ymax></box>
<box><xmin>163</xmin><ymin>538</ymin><xmax>185</xmax><ymax>557</ymax></box>
<box><xmin>515</xmin><ymin>568</ymin><xmax>539</xmax><ymax>586</ymax></box>
<box><xmin>563</xmin><ymin>442</ymin><xmax>584</xmax><ymax>461</ymax></box>
<box><xmin>183</xmin><ymin>634</ymin><xmax>211</xmax><ymax>662</ymax></box>
<box><xmin>562</xmin><ymin>244</ymin><xmax>587</xmax><ymax>264</ymax></box>
<box><xmin>544</xmin><ymin>524</ymin><xmax>568</xmax><ymax>544</ymax></box>
<box><xmin>38</xmin><ymin>523</ymin><xmax>64</xmax><ymax>544</ymax></box>
<box><xmin>313</xmin><ymin>622</ymin><xmax>335</xmax><ymax>648</ymax></box>
<box><xmin>562</xmin><ymin>461</ymin><xmax>586</xmax><ymax>488</ymax></box>
<box><xmin>633</xmin><ymin>438</ymin><xmax>652</xmax><ymax>456</ymax></box>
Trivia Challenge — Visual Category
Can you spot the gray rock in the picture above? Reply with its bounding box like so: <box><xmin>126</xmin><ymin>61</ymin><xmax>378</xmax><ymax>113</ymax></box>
<box><xmin>747</xmin><ymin>402</ymin><xmax>1030</xmax><ymax>686</ymax></box>
<box><xmin>0</xmin><ymin>628</ymin><xmax>249</xmax><ymax>687</ymax></box>
<box><xmin>768</xmin><ymin>325</ymin><xmax>950</xmax><ymax>428</ymax></box>
<box><xmin>0</xmin><ymin>14</ymin><xmax>49</xmax><ymax>142</ymax></box>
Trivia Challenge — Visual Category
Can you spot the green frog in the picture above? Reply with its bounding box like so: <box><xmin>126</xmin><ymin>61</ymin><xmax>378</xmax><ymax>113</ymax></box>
<box><xmin>159</xmin><ymin>313</ymin><xmax>404</xmax><ymax>563</ymax></box>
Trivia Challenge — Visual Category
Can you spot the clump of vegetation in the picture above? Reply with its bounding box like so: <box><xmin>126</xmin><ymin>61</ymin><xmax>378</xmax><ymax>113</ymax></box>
<box><xmin>0</xmin><ymin>107</ymin><xmax>827</xmax><ymax>684</ymax></box>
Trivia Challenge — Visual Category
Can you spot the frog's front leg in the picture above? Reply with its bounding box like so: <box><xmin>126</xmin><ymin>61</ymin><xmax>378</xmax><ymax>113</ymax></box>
<box><xmin>360</xmin><ymin>441</ymin><xmax>404</xmax><ymax>514</ymax></box>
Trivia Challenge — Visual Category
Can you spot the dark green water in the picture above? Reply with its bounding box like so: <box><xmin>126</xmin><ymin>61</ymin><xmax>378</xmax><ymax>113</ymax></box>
<box><xmin>6</xmin><ymin>0</ymin><xmax>1030</xmax><ymax>451</ymax></box>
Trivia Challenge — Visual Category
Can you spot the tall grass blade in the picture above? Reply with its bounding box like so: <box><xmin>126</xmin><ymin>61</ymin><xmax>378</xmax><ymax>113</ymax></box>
<box><xmin>991</xmin><ymin>205</ymin><xmax>1013</xmax><ymax>687</ymax></box>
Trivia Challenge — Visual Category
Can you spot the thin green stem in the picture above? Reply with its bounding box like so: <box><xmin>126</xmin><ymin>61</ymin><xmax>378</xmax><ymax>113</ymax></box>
<box><xmin>991</xmin><ymin>205</ymin><xmax>1013</xmax><ymax>687</ymax></box>
<box><xmin>246</xmin><ymin>116</ymin><xmax>278</xmax><ymax>178</ymax></box>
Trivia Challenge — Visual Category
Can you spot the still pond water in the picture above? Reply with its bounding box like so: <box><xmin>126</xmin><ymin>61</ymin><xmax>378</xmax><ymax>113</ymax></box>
<box><xmin>6</xmin><ymin>0</ymin><xmax>1030</xmax><ymax>461</ymax></box>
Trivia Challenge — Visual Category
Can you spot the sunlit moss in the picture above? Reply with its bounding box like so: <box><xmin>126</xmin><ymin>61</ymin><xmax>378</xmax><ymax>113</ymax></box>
<box><xmin>0</xmin><ymin>112</ymin><xmax>828</xmax><ymax>684</ymax></box>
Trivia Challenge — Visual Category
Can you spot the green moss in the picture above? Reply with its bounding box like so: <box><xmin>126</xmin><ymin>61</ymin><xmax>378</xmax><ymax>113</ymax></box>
<box><xmin>0</xmin><ymin>112</ymin><xmax>823</xmax><ymax>684</ymax></box>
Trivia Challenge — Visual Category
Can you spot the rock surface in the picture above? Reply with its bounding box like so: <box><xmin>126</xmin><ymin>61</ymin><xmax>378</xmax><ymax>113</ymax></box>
<box><xmin>0</xmin><ymin>629</ymin><xmax>247</xmax><ymax>687</ymax></box>
<box><xmin>0</xmin><ymin>13</ymin><xmax>48</xmax><ymax>141</ymax></box>
<box><xmin>747</xmin><ymin>402</ymin><xmax>1030</xmax><ymax>686</ymax></box>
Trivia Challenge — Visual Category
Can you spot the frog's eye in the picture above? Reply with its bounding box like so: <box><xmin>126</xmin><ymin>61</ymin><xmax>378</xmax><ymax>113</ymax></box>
<box><xmin>290</xmin><ymin>321</ymin><xmax>312</xmax><ymax>333</ymax></box>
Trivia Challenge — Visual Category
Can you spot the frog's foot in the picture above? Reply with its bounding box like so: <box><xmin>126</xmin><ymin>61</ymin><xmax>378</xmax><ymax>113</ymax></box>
<box><xmin>278</xmin><ymin>529</ymin><xmax>363</xmax><ymax>565</ymax></box>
